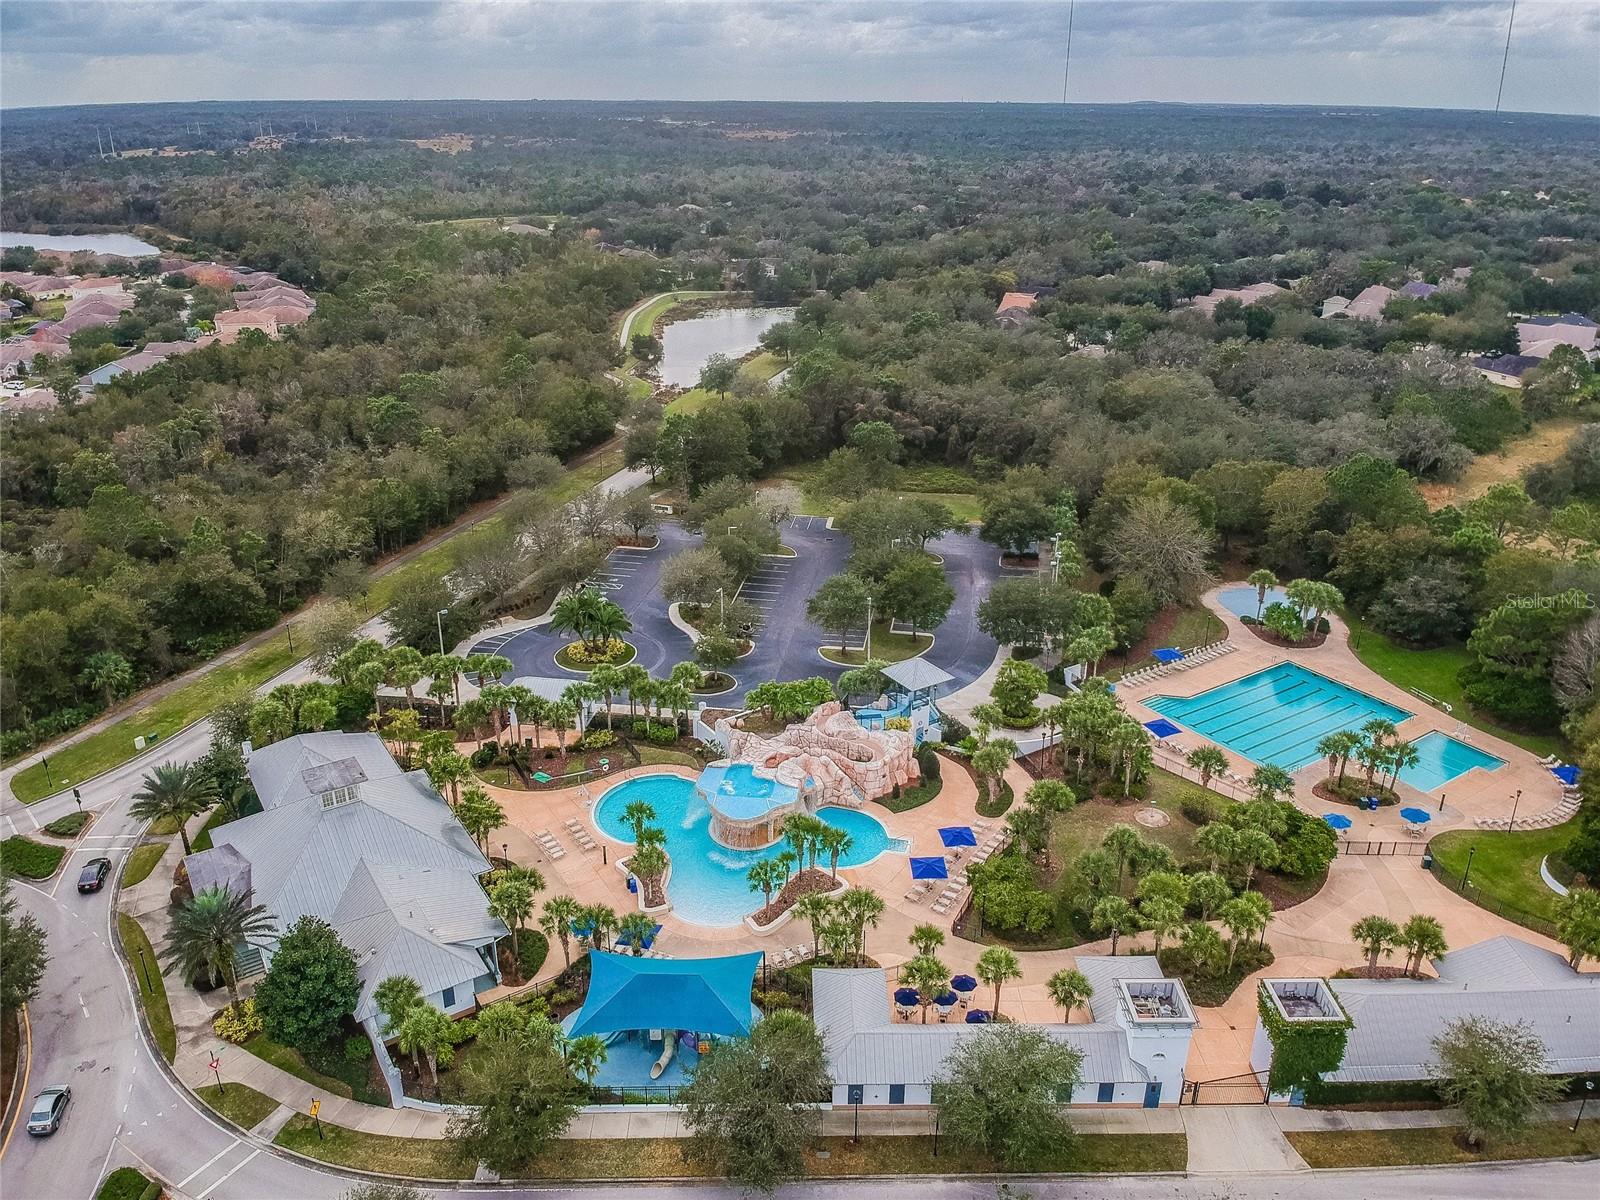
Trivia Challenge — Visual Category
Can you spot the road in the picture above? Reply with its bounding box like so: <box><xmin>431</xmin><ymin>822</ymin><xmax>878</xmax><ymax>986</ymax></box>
<box><xmin>466</xmin><ymin>518</ymin><xmax>1010</xmax><ymax>698</ymax></box>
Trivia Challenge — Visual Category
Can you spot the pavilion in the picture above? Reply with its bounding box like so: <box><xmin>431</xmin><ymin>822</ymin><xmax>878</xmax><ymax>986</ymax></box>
<box><xmin>855</xmin><ymin>658</ymin><xmax>953</xmax><ymax>743</ymax></box>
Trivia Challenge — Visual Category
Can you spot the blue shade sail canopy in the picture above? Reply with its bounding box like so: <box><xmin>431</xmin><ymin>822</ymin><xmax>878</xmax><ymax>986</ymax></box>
<box><xmin>1143</xmin><ymin>718</ymin><xmax>1182</xmax><ymax>739</ymax></box>
<box><xmin>909</xmin><ymin>856</ymin><xmax>949</xmax><ymax>880</ymax></box>
<box><xmin>1152</xmin><ymin>648</ymin><xmax>1185</xmax><ymax>664</ymax></box>
<box><xmin>567</xmin><ymin>951</ymin><xmax>761</xmax><ymax>1039</ymax></box>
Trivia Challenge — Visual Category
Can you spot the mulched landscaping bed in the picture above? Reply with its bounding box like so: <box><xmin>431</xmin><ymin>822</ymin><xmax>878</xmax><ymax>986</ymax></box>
<box><xmin>1332</xmin><ymin>965</ymin><xmax>1414</xmax><ymax>980</ymax></box>
<box><xmin>1313</xmin><ymin>779</ymin><xmax>1399</xmax><ymax>807</ymax></box>
<box><xmin>751</xmin><ymin>868</ymin><xmax>839</xmax><ymax>927</ymax></box>
<box><xmin>1238</xmin><ymin>620</ymin><xmax>1329</xmax><ymax>649</ymax></box>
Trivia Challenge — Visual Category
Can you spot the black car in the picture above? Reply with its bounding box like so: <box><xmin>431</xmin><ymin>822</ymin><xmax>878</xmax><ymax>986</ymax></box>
<box><xmin>77</xmin><ymin>857</ymin><xmax>111</xmax><ymax>893</ymax></box>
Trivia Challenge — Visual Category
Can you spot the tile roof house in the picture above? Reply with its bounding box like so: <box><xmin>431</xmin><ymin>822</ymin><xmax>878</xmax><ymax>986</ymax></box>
<box><xmin>213</xmin><ymin>310</ymin><xmax>279</xmax><ymax>343</ymax></box>
<box><xmin>0</xmin><ymin>272</ymin><xmax>80</xmax><ymax>298</ymax></box>
<box><xmin>1472</xmin><ymin>352</ymin><xmax>1543</xmax><ymax>388</ymax></box>
<box><xmin>1321</xmin><ymin>284</ymin><xmax>1395</xmax><ymax>321</ymax></box>
<box><xmin>236</xmin><ymin>286</ymin><xmax>313</xmax><ymax>311</ymax></box>
<box><xmin>1399</xmin><ymin>281</ymin><xmax>1439</xmax><ymax>299</ymax></box>
<box><xmin>1188</xmin><ymin>281</ymin><xmax>1285</xmax><ymax>317</ymax></box>
<box><xmin>1250</xmin><ymin>936</ymin><xmax>1599</xmax><ymax>1095</ymax></box>
<box><xmin>182</xmin><ymin>731</ymin><xmax>505</xmax><ymax>1039</ymax></box>
<box><xmin>814</xmin><ymin>957</ymin><xmax>1194</xmax><ymax>1108</ymax></box>
<box><xmin>0</xmin><ymin>339</ymin><xmax>68</xmax><ymax>377</ymax></box>
<box><xmin>69</xmin><ymin>276</ymin><xmax>128</xmax><ymax>298</ymax></box>
<box><xmin>1516</xmin><ymin>313</ymin><xmax>1598</xmax><ymax>357</ymax></box>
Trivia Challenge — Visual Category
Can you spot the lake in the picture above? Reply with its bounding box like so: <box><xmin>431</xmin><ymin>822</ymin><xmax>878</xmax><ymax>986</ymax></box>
<box><xmin>659</xmin><ymin>306</ymin><xmax>795</xmax><ymax>389</ymax></box>
<box><xmin>1</xmin><ymin>231</ymin><xmax>162</xmax><ymax>257</ymax></box>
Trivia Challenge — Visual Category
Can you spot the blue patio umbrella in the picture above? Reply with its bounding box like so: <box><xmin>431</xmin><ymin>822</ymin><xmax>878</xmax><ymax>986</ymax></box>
<box><xmin>938</xmin><ymin>826</ymin><xmax>978</xmax><ymax>848</ymax></box>
<box><xmin>893</xmin><ymin>988</ymin><xmax>920</xmax><ymax>1007</ymax></box>
<box><xmin>964</xmin><ymin>1010</ymin><xmax>991</xmax><ymax>1024</ymax></box>
<box><xmin>950</xmin><ymin>974</ymin><xmax>977</xmax><ymax>994</ymax></box>
<box><xmin>1399</xmin><ymin>807</ymin><xmax>1432</xmax><ymax>824</ymax></box>
<box><xmin>910</xmin><ymin>856</ymin><xmax>949</xmax><ymax>880</ymax></box>
<box><xmin>616</xmin><ymin>922</ymin><xmax>663</xmax><ymax>948</ymax></box>
<box><xmin>1322</xmin><ymin>812</ymin><xmax>1353</xmax><ymax>831</ymax></box>
<box><xmin>1143</xmin><ymin>718</ymin><xmax>1182</xmax><ymax>738</ymax></box>
<box><xmin>1552</xmin><ymin>764</ymin><xmax>1580</xmax><ymax>786</ymax></box>
<box><xmin>1152</xmin><ymin>647</ymin><xmax>1185</xmax><ymax>664</ymax></box>
<box><xmin>935</xmin><ymin>992</ymin><xmax>958</xmax><ymax>1007</ymax></box>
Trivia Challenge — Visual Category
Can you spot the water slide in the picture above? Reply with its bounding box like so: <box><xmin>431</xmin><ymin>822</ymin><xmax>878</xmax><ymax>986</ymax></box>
<box><xmin>650</xmin><ymin>1029</ymin><xmax>679</xmax><ymax>1079</ymax></box>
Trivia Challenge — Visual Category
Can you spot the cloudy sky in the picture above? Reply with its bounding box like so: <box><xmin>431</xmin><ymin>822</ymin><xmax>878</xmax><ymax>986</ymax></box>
<box><xmin>2</xmin><ymin>1</ymin><xmax>1596</xmax><ymax>115</ymax></box>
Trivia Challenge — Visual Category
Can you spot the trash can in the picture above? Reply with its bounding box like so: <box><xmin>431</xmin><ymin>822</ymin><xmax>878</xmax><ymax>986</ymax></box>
<box><xmin>1421</xmin><ymin>852</ymin><xmax>1433</xmax><ymax>869</ymax></box>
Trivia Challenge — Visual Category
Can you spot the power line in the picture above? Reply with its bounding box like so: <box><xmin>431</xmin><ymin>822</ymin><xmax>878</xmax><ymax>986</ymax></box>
<box><xmin>1494</xmin><ymin>0</ymin><xmax>1517</xmax><ymax>114</ymax></box>
<box><xmin>1062</xmin><ymin>0</ymin><xmax>1076</xmax><ymax>105</ymax></box>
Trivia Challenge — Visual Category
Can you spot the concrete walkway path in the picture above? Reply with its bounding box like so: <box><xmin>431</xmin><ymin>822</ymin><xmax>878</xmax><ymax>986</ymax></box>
<box><xmin>1183</xmin><ymin>1106</ymin><xmax>1309</xmax><ymax>1173</ymax></box>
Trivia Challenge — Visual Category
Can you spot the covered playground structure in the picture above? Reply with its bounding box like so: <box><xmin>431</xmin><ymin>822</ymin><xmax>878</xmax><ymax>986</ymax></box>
<box><xmin>855</xmin><ymin>657</ymin><xmax>953</xmax><ymax>743</ymax></box>
<box><xmin>562</xmin><ymin>950</ymin><xmax>762</xmax><ymax>1093</ymax></box>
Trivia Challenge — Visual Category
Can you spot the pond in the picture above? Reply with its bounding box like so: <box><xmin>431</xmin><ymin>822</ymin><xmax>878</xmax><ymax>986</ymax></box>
<box><xmin>1</xmin><ymin>231</ymin><xmax>162</xmax><ymax>257</ymax></box>
<box><xmin>659</xmin><ymin>306</ymin><xmax>794</xmax><ymax>389</ymax></box>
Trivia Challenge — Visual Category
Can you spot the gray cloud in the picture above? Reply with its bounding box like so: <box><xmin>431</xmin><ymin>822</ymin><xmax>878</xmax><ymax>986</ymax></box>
<box><xmin>1</xmin><ymin>1</ymin><xmax>1595</xmax><ymax>114</ymax></box>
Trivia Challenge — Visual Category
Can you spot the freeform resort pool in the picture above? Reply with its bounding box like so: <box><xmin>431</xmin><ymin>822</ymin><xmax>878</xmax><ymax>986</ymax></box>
<box><xmin>1145</xmin><ymin>662</ymin><xmax>1503</xmax><ymax>791</ymax></box>
<box><xmin>594</xmin><ymin>774</ymin><xmax>906</xmax><ymax>926</ymax></box>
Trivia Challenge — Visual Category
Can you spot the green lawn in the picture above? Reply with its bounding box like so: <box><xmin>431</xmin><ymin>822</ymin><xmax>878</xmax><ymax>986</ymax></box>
<box><xmin>664</xmin><ymin>351</ymin><xmax>786</xmax><ymax>416</ymax></box>
<box><xmin>819</xmin><ymin>622</ymin><xmax>933</xmax><ymax>666</ymax></box>
<box><xmin>0</xmin><ymin>836</ymin><xmax>65</xmax><ymax>879</ymax></box>
<box><xmin>618</xmin><ymin>289</ymin><xmax>724</xmax><ymax>348</ymax></box>
<box><xmin>877</xmin><ymin>774</ymin><xmax>945</xmax><ymax>813</ymax></box>
<box><xmin>94</xmin><ymin>1167</ymin><xmax>155</xmax><ymax>1200</ymax></box>
<box><xmin>121</xmin><ymin>842</ymin><xmax>168</xmax><ymax>888</ymax></box>
<box><xmin>9</xmin><ymin>446</ymin><xmax>622</xmax><ymax>805</ymax></box>
<box><xmin>769</xmin><ymin>460</ymin><xmax>983</xmax><ymax>524</ymax></box>
<box><xmin>273</xmin><ymin>1115</ymin><xmax>1186</xmax><ymax>1181</ymax></box>
<box><xmin>633</xmin><ymin>746</ymin><xmax>702</xmax><ymax>769</ymax></box>
<box><xmin>1429</xmin><ymin>825</ymin><xmax>1572</xmax><ymax>928</ymax></box>
<box><xmin>116</xmin><ymin>913</ymin><xmax>175</xmax><ymax>1061</ymax></box>
<box><xmin>1285</xmin><ymin>1120</ymin><xmax>1599</xmax><ymax>1168</ymax></box>
<box><xmin>242</xmin><ymin>1033</ymin><xmax>387</xmax><ymax>1105</ymax></box>
<box><xmin>1346</xmin><ymin>615</ymin><xmax>1561</xmax><ymax>757</ymax></box>
<box><xmin>196</xmin><ymin>1082</ymin><xmax>282</xmax><ymax>1131</ymax></box>
<box><xmin>40</xmin><ymin>811</ymin><xmax>91</xmax><ymax>838</ymax></box>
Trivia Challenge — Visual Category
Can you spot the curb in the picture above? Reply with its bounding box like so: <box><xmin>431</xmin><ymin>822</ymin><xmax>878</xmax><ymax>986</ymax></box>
<box><xmin>0</xmin><ymin>1006</ymin><xmax>31</xmax><ymax>1158</ymax></box>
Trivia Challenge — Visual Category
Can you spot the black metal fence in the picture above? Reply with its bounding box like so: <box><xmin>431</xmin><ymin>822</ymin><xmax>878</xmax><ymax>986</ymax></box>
<box><xmin>1426</xmin><ymin>856</ymin><xmax>1560</xmax><ymax>938</ymax></box>
<box><xmin>1340</xmin><ymin>839</ymin><xmax>1428</xmax><ymax>857</ymax></box>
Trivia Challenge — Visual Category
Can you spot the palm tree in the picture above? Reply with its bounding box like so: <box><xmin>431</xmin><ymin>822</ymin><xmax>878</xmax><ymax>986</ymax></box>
<box><xmin>747</xmin><ymin>858</ymin><xmax>785</xmax><ymax>915</ymax></box>
<box><xmin>588</xmin><ymin>598</ymin><xmax>633</xmax><ymax>650</ymax></box>
<box><xmin>489</xmin><ymin>877</ymin><xmax>535</xmax><ymax>979</ymax></box>
<box><xmin>1140</xmin><ymin>898</ymin><xmax>1185</xmax><ymax>956</ymax></box>
<box><xmin>547</xmin><ymin>699</ymin><xmax>579</xmax><ymax>752</ymax></box>
<box><xmin>1195</xmin><ymin>822</ymin><xmax>1238</xmax><ymax>876</ymax></box>
<box><xmin>908</xmin><ymin>923</ymin><xmax>945</xmax><ymax>957</ymax></box>
<box><xmin>627</xmin><ymin>841</ymin><xmax>668</xmax><ymax>902</ymax></box>
<box><xmin>385</xmin><ymin>646</ymin><xmax>425</xmax><ymax>709</ymax></box>
<box><xmin>902</xmin><ymin>953</ymin><xmax>951</xmax><ymax>1023</ymax></box>
<box><xmin>1386</xmin><ymin>740</ymin><xmax>1421</xmax><ymax>791</ymax></box>
<box><xmin>781</xmin><ymin>814</ymin><xmax>813</xmax><ymax>876</ymax></box>
<box><xmin>425</xmin><ymin>652</ymin><xmax>466</xmax><ymax>707</ymax></box>
<box><xmin>1246</xmin><ymin>568</ymin><xmax>1277</xmax><ymax>617</ymax></box>
<box><xmin>976</xmin><ymin>946</ymin><xmax>1021</xmax><ymax>1018</ymax></box>
<box><xmin>1397</xmin><ymin>914</ymin><xmax>1447</xmax><ymax>978</ymax></box>
<box><xmin>838</xmin><ymin>887</ymin><xmax>886</xmax><ymax>966</ymax></box>
<box><xmin>1101</xmin><ymin>824</ymin><xmax>1145</xmax><ymax>894</ymax></box>
<box><xmin>397</xmin><ymin>1003</ymin><xmax>454</xmax><ymax>1086</ymax></box>
<box><xmin>502</xmin><ymin>684</ymin><xmax>535</xmax><ymax>745</ymax></box>
<box><xmin>618</xmin><ymin>912</ymin><xmax>656</xmax><ymax>956</ymax></box>
<box><xmin>1218</xmin><ymin>892</ymin><xmax>1272</xmax><ymax>970</ymax></box>
<box><xmin>1351</xmin><ymin>914</ymin><xmax>1402</xmax><ymax>973</ymax></box>
<box><xmin>1181</xmin><ymin>921</ymin><xmax>1228</xmax><ymax>977</ymax></box>
<box><xmin>456</xmin><ymin>787</ymin><xmax>506</xmax><ymax>857</ymax></box>
<box><xmin>971</xmin><ymin>738</ymin><xmax>1017</xmax><ymax>808</ymax></box>
<box><xmin>583</xmin><ymin>903</ymin><xmax>619</xmax><ymax>952</ymax></box>
<box><xmin>1107</xmin><ymin>720</ymin><xmax>1151</xmax><ymax>797</ymax></box>
<box><xmin>1091</xmin><ymin>895</ymin><xmax>1138</xmax><ymax>956</ymax></box>
<box><xmin>818</xmin><ymin>826</ymin><xmax>853</xmax><ymax>880</ymax></box>
<box><xmin>131</xmin><ymin>762</ymin><xmax>218</xmax><ymax>855</ymax></box>
<box><xmin>773</xmin><ymin>849</ymin><xmax>798</xmax><ymax>888</ymax></box>
<box><xmin>550</xmin><ymin>589</ymin><xmax>605</xmax><ymax>651</ymax></box>
<box><xmin>161</xmin><ymin>885</ymin><xmax>276</xmax><ymax>1007</ymax></box>
<box><xmin>1186</xmin><ymin>745</ymin><xmax>1229</xmax><ymax>792</ymax></box>
<box><xmin>564</xmin><ymin>1033</ymin><xmax>608</xmax><ymax>1088</ymax></box>
<box><xmin>588</xmin><ymin>663</ymin><xmax>625</xmax><ymax>730</ymax></box>
<box><xmin>1046</xmin><ymin>968</ymin><xmax>1093</xmax><ymax>1023</ymax></box>
<box><xmin>621</xmin><ymin>799</ymin><xmax>658</xmax><ymax>842</ymax></box>
<box><xmin>618</xmin><ymin>664</ymin><xmax>650</xmax><ymax>725</ymax></box>
<box><xmin>539</xmin><ymin>895</ymin><xmax>583</xmax><ymax>969</ymax></box>
<box><xmin>792</xmin><ymin>892</ymin><xmax>835</xmax><ymax>963</ymax></box>
<box><xmin>1232</xmin><ymin>827</ymin><xmax>1278</xmax><ymax>891</ymax></box>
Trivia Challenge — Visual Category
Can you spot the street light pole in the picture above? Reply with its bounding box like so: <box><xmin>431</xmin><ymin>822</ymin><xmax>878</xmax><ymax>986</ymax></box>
<box><xmin>1461</xmin><ymin>844</ymin><xmax>1478</xmax><ymax>889</ymax></box>
<box><xmin>1508</xmin><ymin>788</ymin><xmax>1523</xmax><ymax>827</ymax></box>
<box><xmin>1573</xmin><ymin>1080</ymin><xmax>1594</xmax><ymax>1132</ymax></box>
<box><xmin>1051</xmin><ymin>534</ymin><xmax>1061</xmax><ymax>584</ymax></box>
<box><xmin>41</xmin><ymin>756</ymin><xmax>53</xmax><ymax>790</ymax></box>
<box><xmin>436</xmin><ymin>608</ymin><xmax>449</xmax><ymax>656</ymax></box>
<box><xmin>864</xmin><ymin>595</ymin><xmax>873</xmax><ymax>661</ymax></box>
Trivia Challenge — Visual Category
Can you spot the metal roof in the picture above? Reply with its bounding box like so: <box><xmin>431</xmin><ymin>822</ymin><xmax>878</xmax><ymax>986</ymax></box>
<box><xmin>183</xmin><ymin>844</ymin><xmax>251</xmax><ymax>900</ymax></box>
<box><xmin>813</xmin><ymin>967</ymin><xmax>1146</xmax><ymax>1087</ymax></box>
<box><xmin>1076</xmin><ymin>954</ymin><xmax>1163</xmax><ymax>1023</ymax></box>
<box><xmin>246</xmin><ymin>732</ymin><xmax>401</xmax><ymax>810</ymax></box>
<box><xmin>881</xmin><ymin>658</ymin><xmax>954</xmax><ymax>692</ymax></box>
<box><xmin>1325</xmin><ymin>937</ymin><xmax>1600</xmax><ymax>1083</ymax></box>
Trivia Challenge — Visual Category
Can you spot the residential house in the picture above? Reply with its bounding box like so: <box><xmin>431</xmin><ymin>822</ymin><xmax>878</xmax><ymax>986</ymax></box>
<box><xmin>2</xmin><ymin>387</ymin><xmax>61</xmax><ymax>415</ymax></box>
<box><xmin>814</xmin><ymin>956</ymin><xmax>1194</xmax><ymax>1109</ymax></box>
<box><xmin>213</xmin><ymin>310</ymin><xmax>279</xmax><ymax>342</ymax></box>
<box><xmin>182</xmin><ymin>731</ymin><xmax>505</xmax><ymax>1047</ymax></box>
<box><xmin>1516</xmin><ymin>313</ymin><xmax>1598</xmax><ymax>358</ymax></box>
<box><xmin>236</xmin><ymin>286</ymin><xmax>313</xmax><ymax>312</ymax></box>
<box><xmin>1321</xmin><ymin>284</ymin><xmax>1395</xmax><ymax>321</ymax></box>
<box><xmin>1399</xmin><ymin>281</ymin><xmax>1439</xmax><ymax>300</ymax></box>
<box><xmin>1250</xmin><ymin>936</ymin><xmax>1599</xmax><ymax>1099</ymax></box>
<box><xmin>995</xmin><ymin>290</ymin><xmax>1043</xmax><ymax>329</ymax></box>
<box><xmin>69</xmin><ymin>276</ymin><xmax>128</xmax><ymax>300</ymax></box>
<box><xmin>1471</xmin><ymin>352</ymin><xmax>1543</xmax><ymax>388</ymax></box>
<box><xmin>1187</xmin><ymin>281</ymin><xmax>1285</xmax><ymax>317</ymax></box>
<box><xmin>0</xmin><ymin>339</ymin><xmax>68</xmax><ymax>378</ymax></box>
<box><xmin>0</xmin><ymin>272</ymin><xmax>79</xmax><ymax>299</ymax></box>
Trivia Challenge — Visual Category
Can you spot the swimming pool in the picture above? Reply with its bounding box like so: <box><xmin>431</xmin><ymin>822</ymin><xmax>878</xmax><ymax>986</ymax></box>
<box><xmin>696</xmin><ymin>761</ymin><xmax>797</xmax><ymax>819</ymax></box>
<box><xmin>1146</xmin><ymin>662</ymin><xmax>1412</xmax><ymax>773</ymax></box>
<box><xmin>1396</xmin><ymin>730</ymin><xmax>1505</xmax><ymax>792</ymax></box>
<box><xmin>1218</xmin><ymin>584</ymin><xmax>1292</xmax><ymax>620</ymax></box>
<box><xmin>593</xmin><ymin>774</ymin><xmax>906</xmax><ymax>926</ymax></box>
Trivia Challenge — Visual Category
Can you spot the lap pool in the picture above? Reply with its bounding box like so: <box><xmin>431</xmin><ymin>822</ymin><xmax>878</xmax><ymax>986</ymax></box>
<box><xmin>1145</xmin><ymin>663</ymin><xmax>1503</xmax><ymax>790</ymax></box>
<box><xmin>593</xmin><ymin>774</ymin><xmax>907</xmax><ymax>926</ymax></box>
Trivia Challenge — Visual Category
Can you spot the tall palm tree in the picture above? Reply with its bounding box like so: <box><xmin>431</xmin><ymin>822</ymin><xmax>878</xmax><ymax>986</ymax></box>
<box><xmin>839</xmin><ymin>887</ymin><xmax>885</xmax><ymax>965</ymax></box>
<box><xmin>489</xmin><ymin>877</ymin><xmax>535</xmax><ymax>979</ymax></box>
<box><xmin>539</xmin><ymin>895</ymin><xmax>583</xmax><ymax>969</ymax></box>
<box><xmin>1386</xmin><ymin>740</ymin><xmax>1421</xmax><ymax>791</ymax></box>
<box><xmin>424</xmin><ymin>652</ymin><xmax>466</xmax><ymax>707</ymax></box>
<box><xmin>617</xmin><ymin>664</ymin><xmax>650</xmax><ymax>725</ymax></box>
<box><xmin>792</xmin><ymin>892</ymin><xmax>835</xmax><ymax>963</ymax></box>
<box><xmin>747</xmin><ymin>858</ymin><xmax>786</xmax><ymax>915</ymax></box>
<box><xmin>1246</xmin><ymin>568</ymin><xmax>1277</xmax><ymax>617</ymax></box>
<box><xmin>131</xmin><ymin>762</ymin><xmax>218</xmax><ymax>855</ymax></box>
<box><xmin>162</xmin><ymin>885</ymin><xmax>276</xmax><ymax>1007</ymax></box>
<box><xmin>1397</xmin><ymin>914</ymin><xmax>1447</xmax><ymax>978</ymax></box>
<box><xmin>1218</xmin><ymin>892</ymin><xmax>1272</xmax><ymax>970</ymax></box>
<box><xmin>1186</xmin><ymin>745</ymin><xmax>1229</xmax><ymax>792</ymax></box>
<box><xmin>902</xmin><ymin>953</ymin><xmax>951</xmax><ymax>1024</ymax></box>
<box><xmin>457</xmin><ymin>787</ymin><xmax>506</xmax><ymax>857</ymax></box>
<box><xmin>1351</xmin><ymin>914</ymin><xmax>1402</xmax><ymax>973</ymax></box>
<box><xmin>1046</xmin><ymin>968</ymin><xmax>1093</xmax><ymax>1023</ymax></box>
<box><xmin>618</xmin><ymin>912</ymin><xmax>657</xmax><ymax>956</ymax></box>
<box><xmin>587</xmin><ymin>664</ymin><xmax>625</xmax><ymax>730</ymax></box>
<box><xmin>1139</xmin><ymin>898</ymin><xmax>1185</xmax><ymax>956</ymax></box>
<box><xmin>908</xmin><ymin>923</ymin><xmax>945</xmax><ymax>957</ymax></box>
<box><xmin>621</xmin><ymin>800</ymin><xmax>658</xmax><ymax>842</ymax></box>
<box><xmin>564</xmin><ymin>1033</ymin><xmax>608</xmax><ymax>1088</ymax></box>
<box><xmin>1091</xmin><ymin>895</ymin><xmax>1138</xmax><ymax>956</ymax></box>
<box><xmin>386</xmin><ymin>646</ymin><xmax>426</xmax><ymax>709</ymax></box>
<box><xmin>976</xmin><ymin>946</ymin><xmax>1021</xmax><ymax>1018</ymax></box>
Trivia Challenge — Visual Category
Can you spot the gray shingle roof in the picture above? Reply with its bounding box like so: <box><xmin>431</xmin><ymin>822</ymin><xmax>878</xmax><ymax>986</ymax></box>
<box><xmin>1325</xmin><ymin>937</ymin><xmax>1600</xmax><ymax>1083</ymax></box>
<box><xmin>882</xmin><ymin>658</ymin><xmax>954</xmax><ymax>692</ymax></box>
<box><xmin>813</xmin><ymin>967</ymin><xmax>1146</xmax><ymax>1087</ymax></box>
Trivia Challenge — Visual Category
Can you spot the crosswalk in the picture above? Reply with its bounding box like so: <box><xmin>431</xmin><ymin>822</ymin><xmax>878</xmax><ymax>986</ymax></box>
<box><xmin>471</xmin><ymin>627</ymin><xmax>522</xmax><ymax>656</ymax></box>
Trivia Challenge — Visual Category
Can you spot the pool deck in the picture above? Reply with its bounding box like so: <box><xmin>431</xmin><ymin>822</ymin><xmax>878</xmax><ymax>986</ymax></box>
<box><xmin>1115</xmin><ymin>585</ymin><xmax>1565</xmax><ymax>839</ymax></box>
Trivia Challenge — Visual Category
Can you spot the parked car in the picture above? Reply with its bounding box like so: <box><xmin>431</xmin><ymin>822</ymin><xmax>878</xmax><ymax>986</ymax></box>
<box><xmin>77</xmin><ymin>858</ymin><xmax>111</xmax><ymax>893</ymax></box>
<box><xmin>26</xmin><ymin>1086</ymin><xmax>71</xmax><ymax>1136</ymax></box>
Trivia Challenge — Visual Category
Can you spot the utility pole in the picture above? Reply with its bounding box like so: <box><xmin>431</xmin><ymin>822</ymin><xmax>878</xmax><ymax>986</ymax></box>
<box><xmin>96</xmin><ymin>127</ymin><xmax>105</xmax><ymax>157</ymax></box>
<box><xmin>864</xmin><ymin>596</ymin><xmax>873</xmax><ymax>661</ymax></box>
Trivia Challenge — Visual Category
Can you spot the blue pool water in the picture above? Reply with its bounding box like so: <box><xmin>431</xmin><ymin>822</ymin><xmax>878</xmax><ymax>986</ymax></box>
<box><xmin>1396</xmin><ymin>730</ymin><xmax>1504</xmax><ymax>792</ymax></box>
<box><xmin>593</xmin><ymin>775</ymin><xmax>905</xmax><ymax>926</ymax></box>
<box><xmin>1147</xmin><ymin>662</ymin><xmax>1411</xmax><ymax>773</ymax></box>
<box><xmin>1218</xmin><ymin>584</ymin><xmax>1292</xmax><ymax>619</ymax></box>
<box><xmin>695</xmin><ymin>762</ymin><xmax>797</xmax><ymax>819</ymax></box>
